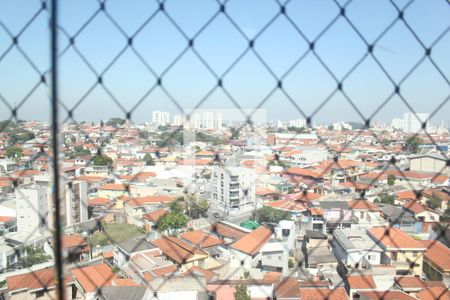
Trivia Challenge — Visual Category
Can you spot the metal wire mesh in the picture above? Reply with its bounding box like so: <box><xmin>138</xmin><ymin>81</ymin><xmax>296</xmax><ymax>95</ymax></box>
<box><xmin>0</xmin><ymin>0</ymin><xmax>449</xmax><ymax>299</ymax></box>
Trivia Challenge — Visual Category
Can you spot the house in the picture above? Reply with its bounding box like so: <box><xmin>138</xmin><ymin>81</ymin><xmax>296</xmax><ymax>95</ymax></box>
<box><xmin>62</xmin><ymin>234</ymin><xmax>89</xmax><ymax>263</ymax></box>
<box><xmin>98</xmin><ymin>183</ymin><xmax>129</xmax><ymax>199</ymax></box>
<box><xmin>402</xmin><ymin>201</ymin><xmax>440</xmax><ymax>232</ymax></box>
<box><xmin>299</xmin><ymin>286</ymin><xmax>349</xmax><ymax>300</ymax></box>
<box><xmin>142</xmin><ymin>208</ymin><xmax>168</xmax><ymax>233</ymax></box>
<box><xmin>367</xmin><ymin>227</ymin><xmax>427</xmax><ymax>276</ymax></box>
<box><xmin>114</xmin><ymin>236</ymin><xmax>160</xmax><ymax>267</ymax></box>
<box><xmin>180</xmin><ymin>230</ymin><xmax>224</xmax><ymax>249</ymax></box>
<box><xmin>5</xmin><ymin>268</ymin><xmax>74</xmax><ymax>300</ymax></box>
<box><xmin>208</xmin><ymin>221</ymin><xmax>248</xmax><ymax>246</ymax></box>
<box><xmin>346</xmin><ymin>274</ymin><xmax>377</xmax><ymax>300</ymax></box>
<box><xmin>274</xmin><ymin>277</ymin><xmax>300</xmax><ymax>300</ymax></box>
<box><xmin>380</xmin><ymin>204</ymin><xmax>416</xmax><ymax>233</ymax></box>
<box><xmin>151</xmin><ymin>236</ymin><xmax>209</xmax><ymax>272</ymax></box>
<box><xmin>357</xmin><ymin>291</ymin><xmax>416</xmax><ymax>300</ymax></box>
<box><xmin>420</xmin><ymin>240</ymin><xmax>450</xmax><ymax>282</ymax></box>
<box><xmin>423</xmin><ymin>188</ymin><xmax>450</xmax><ymax>210</ymax></box>
<box><xmin>348</xmin><ymin>200</ymin><xmax>387</xmax><ymax>230</ymax></box>
<box><xmin>124</xmin><ymin>195</ymin><xmax>174</xmax><ymax>226</ymax></box>
<box><xmin>333</xmin><ymin>228</ymin><xmax>383</xmax><ymax>269</ymax></box>
<box><xmin>318</xmin><ymin>200</ymin><xmax>353</xmax><ymax>232</ymax></box>
<box><xmin>301</xmin><ymin>231</ymin><xmax>338</xmax><ymax>275</ymax></box>
<box><xmin>409</xmin><ymin>153</ymin><xmax>450</xmax><ymax>176</ymax></box>
<box><xmin>229</xmin><ymin>225</ymin><xmax>273</xmax><ymax>268</ymax></box>
<box><xmin>71</xmin><ymin>263</ymin><xmax>139</xmax><ymax>300</ymax></box>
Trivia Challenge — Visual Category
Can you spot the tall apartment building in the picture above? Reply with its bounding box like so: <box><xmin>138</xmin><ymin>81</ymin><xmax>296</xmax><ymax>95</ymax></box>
<box><xmin>212</xmin><ymin>167</ymin><xmax>256</xmax><ymax>216</ymax></box>
<box><xmin>65</xmin><ymin>180</ymin><xmax>88</xmax><ymax>226</ymax></box>
<box><xmin>185</xmin><ymin>111</ymin><xmax>222</xmax><ymax>130</ymax></box>
<box><xmin>289</xmin><ymin>119</ymin><xmax>306</xmax><ymax>128</ymax></box>
<box><xmin>152</xmin><ymin>111</ymin><xmax>170</xmax><ymax>126</ymax></box>
<box><xmin>172</xmin><ymin>114</ymin><xmax>183</xmax><ymax>126</ymax></box>
<box><xmin>33</xmin><ymin>175</ymin><xmax>88</xmax><ymax>228</ymax></box>
<box><xmin>15</xmin><ymin>185</ymin><xmax>49</xmax><ymax>234</ymax></box>
<box><xmin>402</xmin><ymin>112</ymin><xmax>429</xmax><ymax>133</ymax></box>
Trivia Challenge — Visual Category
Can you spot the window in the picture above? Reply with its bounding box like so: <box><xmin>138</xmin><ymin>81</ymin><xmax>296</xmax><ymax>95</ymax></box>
<box><xmin>391</xmin><ymin>252</ymin><xmax>398</xmax><ymax>261</ymax></box>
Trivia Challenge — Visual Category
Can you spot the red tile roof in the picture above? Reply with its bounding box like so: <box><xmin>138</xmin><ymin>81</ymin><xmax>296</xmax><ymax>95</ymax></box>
<box><xmin>184</xmin><ymin>265</ymin><xmax>216</xmax><ymax>282</ymax></box>
<box><xmin>126</xmin><ymin>195</ymin><xmax>174</xmax><ymax>207</ymax></box>
<box><xmin>347</xmin><ymin>275</ymin><xmax>377</xmax><ymax>289</ymax></box>
<box><xmin>230</xmin><ymin>226</ymin><xmax>272</xmax><ymax>256</ymax></box>
<box><xmin>417</xmin><ymin>286</ymin><xmax>450</xmax><ymax>300</ymax></box>
<box><xmin>358</xmin><ymin>291</ymin><xmax>415</xmax><ymax>300</ymax></box>
<box><xmin>7</xmin><ymin>268</ymin><xmax>73</xmax><ymax>292</ymax></box>
<box><xmin>348</xmin><ymin>200</ymin><xmax>380</xmax><ymax>211</ymax></box>
<box><xmin>88</xmin><ymin>197</ymin><xmax>111</xmax><ymax>206</ymax></box>
<box><xmin>368</xmin><ymin>227</ymin><xmax>427</xmax><ymax>250</ymax></box>
<box><xmin>275</xmin><ymin>277</ymin><xmax>299</xmax><ymax>298</ymax></box>
<box><xmin>99</xmin><ymin>183</ymin><xmax>128</xmax><ymax>191</ymax></box>
<box><xmin>209</xmin><ymin>222</ymin><xmax>247</xmax><ymax>240</ymax></box>
<box><xmin>299</xmin><ymin>287</ymin><xmax>348</xmax><ymax>300</ymax></box>
<box><xmin>62</xmin><ymin>234</ymin><xmax>87</xmax><ymax>250</ymax></box>
<box><xmin>71</xmin><ymin>264</ymin><xmax>114</xmax><ymax>293</ymax></box>
<box><xmin>152</xmin><ymin>236</ymin><xmax>207</xmax><ymax>265</ymax></box>
<box><xmin>143</xmin><ymin>209</ymin><xmax>168</xmax><ymax>223</ymax></box>
<box><xmin>265</xmin><ymin>199</ymin><xmax>307</xmax><ymax>212</ymax></box>
<box><xmin>181</xmin><ymin>230</ymin><xmax>224</xmax><ymax>248</ymax></box>
<box><xmin>285</xmin><ymin>167</ymin><xmax>323</xmax><ymax>179</ymax></box>
<box><xmin>420</xmin><ymin>240</ymin><xmax>450</xmax><ymax>272</ymax></box>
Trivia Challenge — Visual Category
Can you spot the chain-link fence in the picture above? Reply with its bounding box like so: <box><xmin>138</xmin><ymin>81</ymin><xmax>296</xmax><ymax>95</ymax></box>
<box><xmin>0</xmin><ymin>0</ymin><xmax>449</xmax><ymax>299</ymax></box>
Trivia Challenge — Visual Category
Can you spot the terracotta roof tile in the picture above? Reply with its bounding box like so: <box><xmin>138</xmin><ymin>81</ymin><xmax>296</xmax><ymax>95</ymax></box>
<box><xmin>209</xmin><ymin>222</ymin><xmax>247</xmax><ymax>240</ymax></box>
<box><xmin>230</xmin><ymin>226</ymin><xmax>272</xmax><ymax>256</ymax></box>
<box><xmin>367</xmin><ymin>227</ymin><xmax>426</xmax><ymax>250</ymax></box>
<box><xmin>299</xmin><ymin>287</ymin><xmax>348</xmax><ymax>300</ymax></box>
<box><xmin>421</xmin><ymin>240</ymin><xmax>450</xmax><ymax>272</ymax></box>
<box><xmin>7</xmin><ymin>268</ymin><xmax>73</xmax><ymax>292</ymax></box>
<box><xmin>347</xmin><ymin>275</ymin><xmax>377</xmax><ymax>289</ymax></box>
<box><xmin>143</xmin><ymin>209</ymin><xmax>169</xmax><ymax>223</ymax></box>
<box><xmin>358</xmin><ymin>291</ymin><xmax>416</xmax><ymax>300</ymax></box>
<box><xmin>181</xmin><ymin>230</ymin><xmax>224</xmax><ymax>248</ymax></box>
<box><xmin>71</xmin><ymin>263</ymin><xmax>114</xmax><ymax>293</ymax></box>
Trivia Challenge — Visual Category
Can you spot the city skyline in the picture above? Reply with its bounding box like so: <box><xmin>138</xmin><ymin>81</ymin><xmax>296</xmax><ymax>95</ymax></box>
<box><xmin>0</xmin><ymin>0</ymin><xmax>449</xmax><ymax>123</ymax></box>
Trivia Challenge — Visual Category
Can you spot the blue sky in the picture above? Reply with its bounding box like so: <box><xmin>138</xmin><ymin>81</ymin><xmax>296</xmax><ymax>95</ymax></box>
<box><xmin>0</xmin><ymin>0</ymin><xmax>449</xmax><ymax>124</ymax></box>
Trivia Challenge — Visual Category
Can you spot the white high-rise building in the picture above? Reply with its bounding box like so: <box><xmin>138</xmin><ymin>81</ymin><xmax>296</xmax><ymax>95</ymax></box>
<box><xmin>402</xmin><ymin>112</ymin><xmax>429</xmax><ymax>133</ymax></box>
<box><xmin>289</xmin><ymin>119</ymin><xmax>306</xmax><ymax>128</ymax></box>
<box><xmin>65</xmin><ymin>180</ymin><xmax>88</xmax><ymax>226</ymax></box>
<box><xmin>16</xmin><ymin>185</ymin><xmax>49</xmax><ymax>234</ymax></box>
<box><xmin>172</xmin><ymin>114</ymin><xmax>183</xmax><ymax>126</ymax></box>
<box><xmin>185</xmin><ymin>111</ymin><xmax>223</xmax><ymax>130</ymax></box>
<box><xmin>212</xmin><ymin>167</ymin><xmax>256</xmax><ymax>216</ymax></box>
<box><xmin>391</xmin><ymin>118</ymin><xmax>404</xmax><ymax>130</ymax></box>
<box><xmin>152</xmin><ymin>111</ymin><xmax>170</xmax><ymax>126</ymax></box>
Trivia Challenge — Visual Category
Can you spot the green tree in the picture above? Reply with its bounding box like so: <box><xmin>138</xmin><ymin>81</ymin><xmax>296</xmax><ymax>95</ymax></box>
<box><xmin>6</xmin><ymin>146</ymin><xmax>23</xmax><ymax>159</ymax></box>
<box><xmin>230</xmin><ymin>127</ymin><xmax>241</xmax><ymax>140</ymax></box>
<box><xmin>106</xmin><ymin>117</ymin><xmax>126</xmax><ymax>127</ymax></box>
<box><xmin>234</xmin><ymin>285</ymin><xmax>251</xmax><ymax>300</ymax></box>
<box><xmin>21</xmin><ymin>246</ymin><xmax>52</xmax><ymax>267</ymax></box>
<box><xmin>256</xmin><ymin>206</ymin><xmax>291</xmax><ymax>223</ymax></box>
<box><xmin>405</xmin><ymin>136</ymin><xmax>422</xmax><ymax>154</ymax></box>
<box><xmin>429</xmin><ymin>193</ymin><xmax>442</xmax><ymax>210</ymax></box>
<box><xmin>387</xmin><ymin>174</ymin><xmax>396</xmax><ymax>186</ymax></box>
<box><xmin>157</xmin><ymin>211</ymin><xmax>189</xmax><ymax>235</ymax></box>
<box><xmin>143</xmin><ymin>153</ymin><xmax>155</xmax><ymax>166</ymax></box>
<box><xmin>189</xmin><ymin>197</ymin><xmax>210</xmax><ymax>219</ymax></box>
<box><xmin>92</xmin><ymin>154</ymin><xmax>113</xmax><ymax>166</ymax></box>
<box><xmin>381</xmin><ymin>138</ymin><xmax>391</xmax><ymax>146</ymax></box>
<box><xmin>380</xmin><ymin>194</ymin><xmax>395</xmax><ymax>205</ymax></box>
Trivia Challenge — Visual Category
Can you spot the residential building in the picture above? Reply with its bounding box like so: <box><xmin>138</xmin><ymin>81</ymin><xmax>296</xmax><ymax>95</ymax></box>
<box><xmin>409</xmin><ymin>153</ymin><xmax>450</xmax><ymax>176</ymax></box>
<box><xmin>402</xmin><ymin>112</ymin><xmax>429</xmax><ymax>133</ymax></box>
<box><xmin>152</xmin><ymin>110</ymin><xmax>170</xmax><ymax>126</ymax></box>
<box><xmin>420</xmin><ymin>240</ymin><xmax>450</xmax><ymax>282</ymax></box>
<box><xmin>333</xmin><ymin>228</ymin><xmax>382</xmax><ymax>269</ymax></box>
<box><xmin>15</xmin><ymin>184</ymin><xmax>48</xmax><ymax>234</ymax></box>
<box><xmin>212</xmin><ymin>166</ymin><xmax>256</xmax><ymax>216</ymax></box>
<box><xmin>65</xmin><ymin>180</ymin><xmax>88</xmax><ymax>226</ymax></box>
<box><xmin>5</xmin><ymin>268</ymin><xmax>74</xmax><ymax>300</ymax></box>
<box><xmin>229</xmin><ymin>225</ymin><xmax>272</xmax><ymax>268</ymax></box>
<box><xmin>367</xmin><ymin>227</ymin><xmax>427</xmax><ymax>276</ymax></box>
